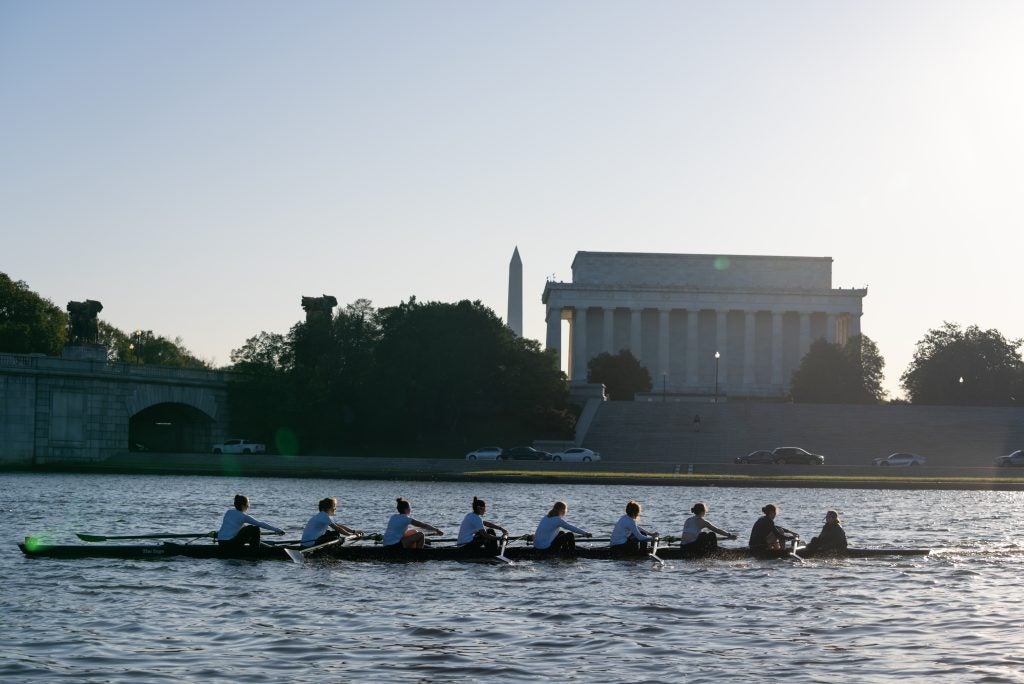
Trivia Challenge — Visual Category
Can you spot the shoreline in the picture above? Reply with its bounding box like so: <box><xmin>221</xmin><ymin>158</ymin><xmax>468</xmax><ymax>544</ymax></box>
<box><xmin>4</xmin><ymin>453</ymin><xmax>1024</xmax><ymax>491</ymax></box>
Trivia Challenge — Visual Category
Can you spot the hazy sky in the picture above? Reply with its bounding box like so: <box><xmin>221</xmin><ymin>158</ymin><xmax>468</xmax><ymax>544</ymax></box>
<box><xmin>3</xmin><ymin>2</ymin><xmax>1022</xmax><ymax>398</ymax></box>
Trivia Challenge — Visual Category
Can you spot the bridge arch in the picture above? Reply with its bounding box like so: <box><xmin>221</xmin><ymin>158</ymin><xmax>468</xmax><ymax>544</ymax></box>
<box><xmin>129</xmin><ymin>402</ymin><xmax>214</xmax><ymax>453</ymax></box>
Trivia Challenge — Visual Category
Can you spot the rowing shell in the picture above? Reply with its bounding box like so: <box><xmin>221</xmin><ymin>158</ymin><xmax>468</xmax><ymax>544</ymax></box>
<box><xmin>17</xmin><ymin>541</ymin><xmax>929</xmax><ymax>562</ymax></box>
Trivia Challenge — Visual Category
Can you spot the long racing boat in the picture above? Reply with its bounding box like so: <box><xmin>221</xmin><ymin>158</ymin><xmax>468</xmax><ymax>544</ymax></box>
<box><xmin>17</xmin><ymin>539</ymin><xmax>930</xmax><ymax>562</ymax></box>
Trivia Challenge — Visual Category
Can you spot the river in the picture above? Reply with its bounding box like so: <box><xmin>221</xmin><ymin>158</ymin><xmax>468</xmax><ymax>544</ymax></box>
<box><xmin>2</xmin><ymin>473</ymin><xmax>1023</xmax><ymax>682</ymax></box>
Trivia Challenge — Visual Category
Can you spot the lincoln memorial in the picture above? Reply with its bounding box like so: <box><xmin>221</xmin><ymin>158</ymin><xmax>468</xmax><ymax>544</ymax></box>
<box><xmin>541</xmin><ymin>252</ymin><xmax>867</xmax><ymax>398</ymax></box>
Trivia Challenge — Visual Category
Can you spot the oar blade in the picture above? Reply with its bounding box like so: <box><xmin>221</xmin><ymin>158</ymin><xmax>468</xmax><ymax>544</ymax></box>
<box><xmin>76</xmin><ymin>534</ymin><xmax>106</xmax><ymax>543</ymax></box>
<box><xmin>285</xmin><ymin>548</ymin><xmax>305</xmax><ymax>564</ymax></box>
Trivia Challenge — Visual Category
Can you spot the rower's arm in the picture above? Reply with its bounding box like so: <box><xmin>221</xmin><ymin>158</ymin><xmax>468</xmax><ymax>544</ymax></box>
<box><xmin>484</xmin><ymin>520</ymin><xmax>508</xmax><ymax>536</ymax></box>
<box><xmin>410</xmin><ymin>518</ymin><xmax>442</xmax><ymax>535</ymax></box>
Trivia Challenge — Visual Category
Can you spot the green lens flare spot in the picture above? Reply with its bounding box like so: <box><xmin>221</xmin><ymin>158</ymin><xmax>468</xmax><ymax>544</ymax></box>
<box><xmin>713</xmin><ymin>256</ymin><xmax>730</xmax><ymax>271</ymax></box>
<box><xmin>275</xmin><ymin>428</ymin><xmax>299</xmax><ymax>457</ymax></box>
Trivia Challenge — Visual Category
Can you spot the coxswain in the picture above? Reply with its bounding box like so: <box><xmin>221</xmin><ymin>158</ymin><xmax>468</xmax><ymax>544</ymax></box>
<box><xmin>216</xmin><ymin>494</ymin><xmax>284</xmax><ymax>550</ymax></box>
<box><xmin>382</xmin><ymin>497</ymin><xmax>443</xmax><ymax>549</ymax></box>
<box><xmin>301</xmin><ymin>497</ymin><xmax>362</xmax><ymax>548</ymax></box>
<box><xmin>533</xmin><ymin>501</ymin><xmax>591</xmax><ymax>553</ymax></box>
<box><xmin>456</xmin><ymin>496</ymin><xmax>508</xmax><ymax>553</ymax></box>
<box><xmin>679</xmin><ymin>502</ymin><xmax>736</xmax><ymax>551</ymax></box>
<box><xmin>748</xmin><ymin>503</ymin><xmax>798</xmax><ymax>552</ymax></box>
<box><xmin>803</xmin><ymin>510</ymin><xmax>848</xmax><ymax>554</ymax></box>
<box><xmin>609</xmin><ymin>499</ymin><xmax>657</xmax><ymax>555</ymax></box>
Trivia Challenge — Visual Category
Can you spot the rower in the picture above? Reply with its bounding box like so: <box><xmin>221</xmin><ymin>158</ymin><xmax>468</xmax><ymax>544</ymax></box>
<box><xmin>301</xmin><ymin>497</ymin><xmax>363</xmax><ymax>548</ymax></box>
<box><xmin>382</xmin><ymin>497</ymin><xmax>442</xmax><ymax>549</ymax></box>
<box><xmin>533</xmin><ymin>501</ymin><xmax>591</xmax><ymax>553</ymax></box>
<box><xmin>456</xmin><ymin>496</ymin><xmax>508</xmax><ymax>553</ymax></box>
<box><xmin>803</xmin><ymin>510</ymin><xmax>848</xmax><ymax>553</ymax></box>
<box><xmin>679</xmin><ymin>502</ymin><xmax>736</xmax><ymax>551</ymax></box>
<box><xmin>216</xmin><ymin>494</ymin><xmax>284</xmax><ymax>551</ymax></box>
<box><xmin>748</xmin><ymin>503</ymin><xmax>798</xmax><ymax>552</ymax></box>
<box><xmin>609</xmin><ymin>499</ymin><xmax>657</xmax><ymax>555</ymax></box>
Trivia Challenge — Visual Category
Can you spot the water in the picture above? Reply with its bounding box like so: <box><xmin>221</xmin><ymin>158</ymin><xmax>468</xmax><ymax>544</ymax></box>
<box><xmin>2</xmin><ymin>473</ymin><xmax>1024</xmax><ymax>682</ymax></box>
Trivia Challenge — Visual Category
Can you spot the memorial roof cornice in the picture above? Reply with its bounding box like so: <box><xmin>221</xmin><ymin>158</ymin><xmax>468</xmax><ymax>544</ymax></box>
<box><xmin>542</xmin><ymin>281</ymin><xmax>867</xmax><ymax>303</ymax></box>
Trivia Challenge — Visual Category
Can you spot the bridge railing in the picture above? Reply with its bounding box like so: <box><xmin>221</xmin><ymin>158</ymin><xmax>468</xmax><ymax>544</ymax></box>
<box><xmin>0</xmin><ymin>352</ymin><xmax>235</xmax><ymax>383</ymax></box>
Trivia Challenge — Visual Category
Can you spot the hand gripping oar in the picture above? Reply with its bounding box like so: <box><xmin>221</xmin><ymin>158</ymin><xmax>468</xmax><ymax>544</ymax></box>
<box><xmin>788</xmin><ymin>535</ymin><xmax>805</xmax><ymax>563</ymax></box>
<box><xmin>77</xmin><ymin>531</ymin><xmax>216</xmax><ymax>542</ymax></box>
<box><xmin>285</xmin><ymin>534</ymin><xmax>358</xmax><ymax>564</ymax></box>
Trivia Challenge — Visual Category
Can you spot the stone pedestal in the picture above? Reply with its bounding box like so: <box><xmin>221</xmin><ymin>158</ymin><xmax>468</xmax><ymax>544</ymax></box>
<box><xmin>61</xmin><ymin>344</ymin><xmax>109</xmax><ymax>362</ymax></box>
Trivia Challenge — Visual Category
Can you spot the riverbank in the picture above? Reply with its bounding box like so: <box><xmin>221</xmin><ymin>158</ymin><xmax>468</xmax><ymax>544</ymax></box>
<box><xmin>5</xmin><ymin>452</ymin><xmax>1024</xmax><ymax>491</ymax></box>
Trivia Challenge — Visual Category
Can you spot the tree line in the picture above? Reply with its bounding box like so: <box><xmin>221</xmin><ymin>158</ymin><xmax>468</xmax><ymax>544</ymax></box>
<box><xmin>227</xmin><ymin>297</ymin><xmax>575</xmax><ymax>455</ymax></box>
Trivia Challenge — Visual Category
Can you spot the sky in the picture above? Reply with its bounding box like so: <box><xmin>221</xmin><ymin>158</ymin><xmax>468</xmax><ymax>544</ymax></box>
<box><xmin>3</xmin><ymin>2</ymin><xmax>1023</xmax><ymax>399</ymax></box>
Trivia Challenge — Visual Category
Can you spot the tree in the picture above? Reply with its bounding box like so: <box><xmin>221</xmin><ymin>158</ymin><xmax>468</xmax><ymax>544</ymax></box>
<box><xmin>790</xmin><ymin>334</ymin><xmax>885</xmax><ymax>404</ymax></box>
<box><xmin>900</xmin><ymin>322</ymin><xmax>1024</xmax><ymax>405</ymax></box>
<box><xmin>118</xmin><ymin>330</ymin><xmax>207</xmax><ymax>368</ymax></box>
<box><xmin>586</xmin><ymin>350</ymin><xmax>652</xmax><ymax>400</ymax></box>
<box><xmin>0</xmin><ymin>273</ymin><xmax>67</xmax><ymax>354</ymax></box>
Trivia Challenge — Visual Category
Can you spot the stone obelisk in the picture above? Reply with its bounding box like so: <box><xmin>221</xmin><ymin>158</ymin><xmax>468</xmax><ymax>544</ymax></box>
<box><xmin>507</xmin><ymin>247</ymin><xmax>523</xmax><ymax>337</ymax></box>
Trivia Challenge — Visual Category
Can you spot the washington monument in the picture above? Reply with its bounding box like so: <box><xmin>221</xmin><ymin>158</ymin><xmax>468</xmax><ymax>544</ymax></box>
<box><xmin>507</xmin><ymin>246</ymin><xmax>523</xmax><ymax>336</ymax></box>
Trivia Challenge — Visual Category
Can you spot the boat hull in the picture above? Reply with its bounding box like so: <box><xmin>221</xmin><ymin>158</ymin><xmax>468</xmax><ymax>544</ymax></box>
<box><xmin>17</xmin><ymin>541</ymin><xmax>929</xmax><ymax>562</ymax></box>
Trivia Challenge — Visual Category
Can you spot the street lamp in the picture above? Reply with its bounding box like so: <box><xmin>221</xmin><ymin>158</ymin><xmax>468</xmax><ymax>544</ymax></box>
<box><xmin>714</xmin><ymin>351</ymin><xmax>721</xmax><ymax>403</ymax></box>
<box><xmin>662</xmin><ymin>373</ymin><xmax>667</xmax><ymax>402</ymax></box>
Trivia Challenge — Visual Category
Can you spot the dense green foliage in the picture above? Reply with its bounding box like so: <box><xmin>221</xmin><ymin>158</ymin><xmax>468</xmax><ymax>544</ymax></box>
<box><xmin>789</xmin><ymin>335</ymin><xmax>886</xmax><ymax>403</ymax></box>
<box><xmin>98</xmin><ymin>324</ymin><xmax>207</xmax><ymax>368</ymax></box>
<box><xmin>0</xmin><ymin>273</ymin><xmax>67</xmax><ymax>354</ymax></box>
<box><xmin>900</xmin><ymin>322</ymin><xmax>1024</xmax><ymax>405</ymax></box>
<box><xmin>586</xmin><ymin>350</ymin><xmax>652</xmax><ymax>400</ymax></box>
<box><xmin>228</xmin><ymin>298</ymin><xmax>574</xmax><ymax>454</ymax></box>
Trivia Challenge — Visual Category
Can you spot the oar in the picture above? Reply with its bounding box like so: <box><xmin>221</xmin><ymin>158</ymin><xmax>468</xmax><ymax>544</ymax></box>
<box><xmin>494</xmin><ymin>536</ymin><xmax>514</xmax><ymax>565</ymax></box>
<box><xmin>788</xmin><ymin>536</ymin><xmax>805</xmax><ymax>563</ymax></box>
<box><xmin>77</xmin><ymin>531</ymin><xmax>216</xmax><ymax>543</ymax></box>
<box><xmin>649</xmin><ymin>537</ymin><xmax>664</xmax><ymax>565</ymax></box>
<box><xmin>284</xmin><ymin>534</ymin><xmax>358</xmax><ymax>564</ymax></box>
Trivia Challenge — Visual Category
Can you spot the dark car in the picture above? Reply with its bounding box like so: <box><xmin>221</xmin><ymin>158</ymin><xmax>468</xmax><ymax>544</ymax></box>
<box><xmin>501</xmin><ymin>446</ymin><xmax>553</xmax><ymax>461</ymax></box>
<box><xmin>735</xmin><ymin>450</ymin><xmax>776</xmax><ymax>464</ymax></box>
<box><xmin>772</xmin><ymin>447</ymin><xmax>825</xmax><ymax>465</ymax></box>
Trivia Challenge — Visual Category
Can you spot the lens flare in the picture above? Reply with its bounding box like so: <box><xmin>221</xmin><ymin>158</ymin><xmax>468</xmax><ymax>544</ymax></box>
<box><xmin>275</xmin><ymin>428</ymin><xmax>299</xmax><ymax>457</ymax></box>
<box><xmin>713</xmin><ymin>256</ymin><xmax>730</xmax><ymax>271</ymax></box>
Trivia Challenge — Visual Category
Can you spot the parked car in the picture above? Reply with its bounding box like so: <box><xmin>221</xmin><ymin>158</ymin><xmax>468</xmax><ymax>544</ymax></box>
<box><xmin>212</xmin><ymin>439</ymin><xmax>266</xmax><ymax>455</ymax></box>
<box><xmin>873</xmin><ymin>452</ymin><xmax>927</xmax><ymax>467</ymax></box>
<box><xmin>995</xmin><ymin>450</ymin><xmax>1024</xmax><ymax>467</ymax></box>
<box><xmin>551</xmin><ymin>447</ymin><xmax>601</xmax><ymax>462</ymax></box>
<box><xmin>735</xmin><ymin>450</ymin><xmax>776</xmax><ymax>464</ymax></box>
<box><xmin>772</xmin><ymin>447</ymin><xmax>825</xmax><ymax>465</ymax></box>
<box><xmin>465</xmin><ymin>446</ymin><xmax>503</xmax><ymax>460</ymax></box>
<box><xmin>501</xmin><ymin>446</ymin><xmax>553</xmax><ymax>461</ymax></box>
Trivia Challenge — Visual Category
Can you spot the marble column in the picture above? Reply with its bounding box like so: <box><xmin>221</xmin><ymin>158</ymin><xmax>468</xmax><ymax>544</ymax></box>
<box><xmin>658</xmin><ymin>308</ymin><xmax>671</xmax><ymax>384</ymax></box>
<box><xmin>743</xmin><ymin>311</ymin><xmax>756</xmax><ymax>389</ymax></box>
<box><xmin>572</xmin><ymin>307</ymin><xmax>588</xmax><ymax>381</ymax></box>
<box><xmin>602</xmin><ymin>307</ymin><xmax>615</xmax><ymax>354</ymax></box>
<box><xmin>799</xmin><ymin>312</ymin><xmax>811</xmax><ymax>358</ymax></box>
<box><xmin>770</xmin><ymin>311</ymin><xmax>784</xmax><ymax>386</ymax></box>
<box><xmin>850</xmin><ymin>313</ymin><xmax>862</xmax><ymax>339</ymax></box>
<box><xmin>545</xmin><ymin>307</ymin><xmax>561</xmax><ymax>354</ymax></box>
<box><xmin>826</xmin><ymin>313</ymin><xmax>837</xmax><ymax>344</ymax></box>
<box><xmin>686</xmin><ymin>309</ymin><xmax>699</xmax><ymax>386</ymax></box>
<box><xmin>630</xmin><ymin>309</ymin><xmax>642</xmax><ymax>362</ymax></box>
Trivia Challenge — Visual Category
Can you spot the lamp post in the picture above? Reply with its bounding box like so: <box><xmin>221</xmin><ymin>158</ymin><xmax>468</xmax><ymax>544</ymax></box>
<box><xmin>662</xmin><ymin>373</ymin><xmax>667</xmax><ymax>402</ymax></box>
<box><xmin>714</xmin><ymin>351</ymin><xmax>721</xmax><ymax>403</ymax></box>
<box><xmin>958</xmin><ymin>376</ymin><xmax>964</xmax><ymax>405</ymax></box>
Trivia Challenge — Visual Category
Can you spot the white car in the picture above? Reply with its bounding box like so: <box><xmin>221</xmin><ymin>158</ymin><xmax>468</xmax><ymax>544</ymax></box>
<box><xmin>212</xmin><ymin>439</ymin><xmax>266</xmax><ymax>455</ymax></box>
<box><xmin>872</xmin><ymin>452</ymin><xmax>927</xmax><ymax>467</ymax></box>
<box><xmin>994</xmin><ymin>450</ymin><xmax>1024</xmax><ymax>467</ymax></box>
<box><xmin>551</xmin><ymin>447</ymin><xmax>601</xmax><ymax>462</ymax></box>
<box><xmin>465</xmin><ymin>446</ymin><xmax>503</xmax><ymax>460</ymax></box>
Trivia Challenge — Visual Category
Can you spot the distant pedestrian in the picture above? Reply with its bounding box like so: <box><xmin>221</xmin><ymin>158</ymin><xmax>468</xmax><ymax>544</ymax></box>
<box><xmin>692</xmin><ymin>414</ymin><xmax>702</xmax><ymax>432</ymax></box>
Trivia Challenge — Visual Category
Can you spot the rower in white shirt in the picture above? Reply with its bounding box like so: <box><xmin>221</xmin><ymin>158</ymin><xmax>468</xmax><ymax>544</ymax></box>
<box><xmin>610</xmin><ymin>499</ymin><xmax>658</xmax><ymax>555</ymax></box>
<box><xmin>216</xmin><ymin>494</ymin><xmax>284</xmax><ymax>551</ymax></box>
<box><xmin>533</xmin><ymin>501</ymin><xmax>591</xmax><ymax>553</ymax></box>
<box><xmin>456</xmin><ymin>496</ymin><xmax>509</xmax><ymax>553</ymax></box>
<box><xmin>301</xmin><ymin>497</ymin><xmax>362</xmax><ymax>548</ymax></box>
